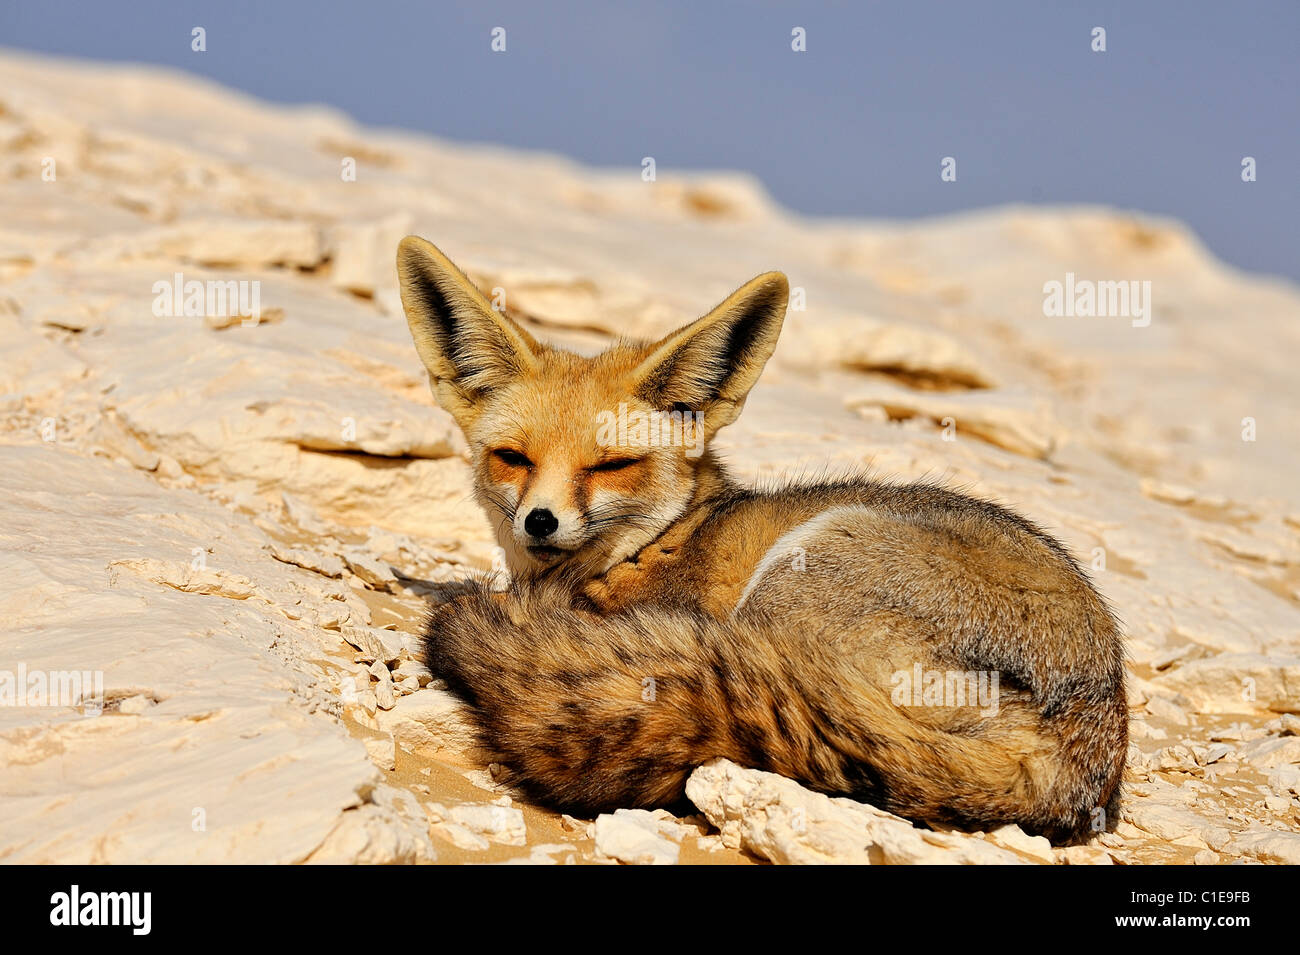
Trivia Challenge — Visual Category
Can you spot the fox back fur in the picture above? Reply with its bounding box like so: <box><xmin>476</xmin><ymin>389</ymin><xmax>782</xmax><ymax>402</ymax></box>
<box><xmin>397</xmin><ymin>235</ymin><xmax>1127</xmax><ymax>843</ymax></box>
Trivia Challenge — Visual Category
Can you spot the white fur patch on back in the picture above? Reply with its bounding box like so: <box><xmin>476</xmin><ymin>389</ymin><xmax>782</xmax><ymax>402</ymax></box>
<box><xmin>732</xmin><ymin>506</ymin><xmax>869</xmax><ymax>615</ymax></box>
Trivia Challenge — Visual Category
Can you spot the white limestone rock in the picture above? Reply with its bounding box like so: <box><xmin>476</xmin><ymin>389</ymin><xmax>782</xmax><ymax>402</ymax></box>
<box><xmin>685</xmin><ymin>759</ymin><xmax>1026</xmax><ymax>865</ymax></box>
<box><xmin>1057</xmin><ymin>845</ymin><xmax>1113</xmax><ymax>865</ymax></box>
<box><xmin>1122</xmin><ymin>802</ymin><xmax>1231</xmax><ymax>850</ymax></box>
<box><xmin>1236</xmin><ymin>736</ymin><xmax>1300</xmax><ymax>770</ymax></box>
<box><xmin>361</xmin><ymin>733</ymin><xmax>396</xmax><ymax>772</ymax></box>
<box><xmin>594</xmin><ymin>810</ymin><xmax>681</xmax><ymax>865</ymax></box>
<box><xmin>446</xmin><ymin>803</ymin><xmax>527</xmax><ymax>847</ymax></box>
<box><xmin>986</xmin><ymin>824</ymin><xmax>1055</xmax><ymax>863</ymax></box>
<box><xmin>1151</xmin><ymin>654</ymin><xmax>1300</xmax><ymax>715</ymax></box>
<box><xmin>306</xmin><ymin>786</ymin><xmax>436</xmax><ymax>864</ymax></box>
<box><xmin>1229</xmin><ymin>828</ymin><xmax>1300</xmax><ymax>866</ymax></box>
<box><xmin>374</xmin><ymin>688</ymin><xmax>477</xmax><ymax>757</ymax></box>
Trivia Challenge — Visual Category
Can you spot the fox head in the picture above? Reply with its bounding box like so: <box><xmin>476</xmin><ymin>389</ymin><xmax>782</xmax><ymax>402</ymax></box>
<box><xmin>396</xmin><ymin>236</ymin><xmax>788</xmax><ymax>576</ymax></box>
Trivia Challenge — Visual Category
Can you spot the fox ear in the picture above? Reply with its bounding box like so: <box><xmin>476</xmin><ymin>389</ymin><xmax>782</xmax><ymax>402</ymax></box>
<box><xmin>396</xmin><ymin>236</ymin><xmax>540</xmax><ymax>425</ymax></box>
<box><xmin>632</xmin><ymin>271</ymin><xmax>789</xmax><ymax>431</ymax></box>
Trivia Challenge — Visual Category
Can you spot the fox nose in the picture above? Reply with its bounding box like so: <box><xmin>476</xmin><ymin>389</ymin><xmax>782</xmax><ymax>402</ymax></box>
<box><xmin>524</xmin><ymin>508</ymin><xmax>558</xmax><ymax>540</ymax></box>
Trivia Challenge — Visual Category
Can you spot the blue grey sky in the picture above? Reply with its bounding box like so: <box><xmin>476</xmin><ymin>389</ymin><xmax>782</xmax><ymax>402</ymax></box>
<box><xmin>3</xmin><ymin>0</ymin><xmax>1296</xmax><ymax>281</ymax></box>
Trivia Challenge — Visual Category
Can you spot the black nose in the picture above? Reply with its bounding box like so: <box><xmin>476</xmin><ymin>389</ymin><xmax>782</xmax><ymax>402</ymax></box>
<box><xmin>524</xmin><ymin>508</ymin><xmax>558</xmax><ymax>539</ymax></box>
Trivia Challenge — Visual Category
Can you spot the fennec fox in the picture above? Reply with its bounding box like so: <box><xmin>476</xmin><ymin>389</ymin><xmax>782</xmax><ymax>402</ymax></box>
<box><xmin>397</xmin><ymin>235</ymin><xmax>1127</xmax><ymax>843</ymax></box>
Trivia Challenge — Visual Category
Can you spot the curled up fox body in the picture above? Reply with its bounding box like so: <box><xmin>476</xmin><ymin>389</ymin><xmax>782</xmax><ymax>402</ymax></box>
<box><xmin>396</xmin><ymin>236</ymin><xmax>1127</xmax><ymax>843</ymax></box>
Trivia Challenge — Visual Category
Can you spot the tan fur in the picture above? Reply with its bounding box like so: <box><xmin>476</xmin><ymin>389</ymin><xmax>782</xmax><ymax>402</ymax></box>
<box><xmin>398</xmin><ymin>236</ymin><xmax>1127</xmax><ymax>842</ymax></box>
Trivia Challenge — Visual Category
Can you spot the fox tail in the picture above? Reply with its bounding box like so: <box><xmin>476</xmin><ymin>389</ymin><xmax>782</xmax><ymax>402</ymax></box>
<box><xmin>423</xmin><ymin>578</ymin><xmax>1125</xmax><ymax>842</ymax></box>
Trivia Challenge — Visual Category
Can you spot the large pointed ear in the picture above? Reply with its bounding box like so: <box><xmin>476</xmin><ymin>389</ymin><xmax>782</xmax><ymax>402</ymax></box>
<box><xmin>631</xmin><ymin>271</ymin><xmax>788</xmax><ymax>432</ymax></box>
<box><xmin>396</xmin><ymin>236</ymin><xmax>541</xmax><ymax>427</ymax></box>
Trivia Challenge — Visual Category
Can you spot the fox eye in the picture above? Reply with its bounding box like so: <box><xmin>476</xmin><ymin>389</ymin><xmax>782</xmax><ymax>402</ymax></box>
<box><xmin>590</xmin><ymin>457</ymin><xmax>641</xmax><ymax>473</ymax></box>
<box><xmin>493</xmin><ymin>449</ymin><xmax>532</xmax><ymax>468</ymax></box>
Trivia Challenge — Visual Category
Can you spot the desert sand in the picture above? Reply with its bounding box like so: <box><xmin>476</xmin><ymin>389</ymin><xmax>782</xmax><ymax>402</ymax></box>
<box><xmin>1</xmin><ymin>51</ymin><xmax>1298</xmax><ymax>864</ymax></box>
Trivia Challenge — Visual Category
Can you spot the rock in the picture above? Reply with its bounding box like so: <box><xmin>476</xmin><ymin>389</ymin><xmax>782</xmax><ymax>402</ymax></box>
<box><xmin>355</xmin><ymin>688</ymin><xmax>378</xmax><ymax>715</ymax></box>
<box><xmin>1199</xmin><ymin>743</ymin><xmax>1234</xmax><ymax>765</ymax></box>
<box><xmin>1209</xmin><ymin>723</ymin><xmax>1265</xmax><ymax>743</ymax></box>
<box><xmin>1126</xmin><ymin>779</ymin><xmax>1198</xmax><ymax>805</ymax></box>
<box><xmin>461</xmin><ymin>768</ymin><xmax>510</xmax><ymax>794</ymax></box>
<box><xmin>91</xmin><ymin>412</ymin><xmax>159</xmax><ymax>471</ymax></box>
<box><xmin>1058</xmin><ymin>845</ymin><xmax>1113</xmax><ymax>865</ymax></box>
<box><xmin>844</xmin><ymin>384</ymin><xmax>1062</xmax><ymax>460</ymax></box>
<box><xmin>643</xmin><ymin>809</ymin><xmax>694</xmax><ymax>842</ymax></box>
<box><xmin>1156</xmin><ymin>744</ymin><xmax>1198</xmax><ymax>772</ymax></box>
<box><xmin>0</xmin><ymin>447</ymin><xmax>424</xmax><ymax>863</ymax></box>
<box><xmin>1145</xmin><ymin>695</ymin><xmax>1191</xmax><ymax>726</ymax></box>
<box><xmin>380</xmin><ymin>629</ymin><xmax>415</xmax><ymax>661</ymax></box>
<box><xmin>1126</xmin><ymin>681</ymin><xmax>1150</xmax><ymax>708</ymax></box>
<box><xmin>111</xmin><ymin>218</ymin><xmax>323</xmax><ymax>269</ymax></box>
<box><xmin>560</xmin><ymin>815</ymin><xmax>591</xmax><ymax>835</ymax></box>
<box><xmin>427</xmin><ymin>802</ymin><xmax>526</xmax><ymax>847</ymax></box>
<box><xmin>1123</xmin><ymin>803</ymin><xmax>1231</xmax><ymax>851</ymax></box>
<box><xmin>696</xmin><ymin>834</ymin><xmax>727</xmax><ymax>852</ymax></box>
<box><xmin>374</xmin><ymin>688</ymin><xmax>477</xmax><ymax>757</ymax></box>
<box><xmin>396</xmin><ymin>675</ymin><xmax>420</xmax><ymax>694</ymax></box>
<box><xmin>361</xmin><ymin>734</ymin><xmax>396</xmax><ymax>772</ymax></box>
<box><xmin>1128</xmin><ymin>720</ymin><xmax>1166</xmax><ymax>742</ymax></box>
<box><xmin>369</xmin><ymin>660</ymin><xmax>396</xmax><ymax>710</ymax></box>
<box><xmin>685</xmin><ymin>759</ymin><xmax>1025</xmax><ymax>864</ymax></box>
<box><xmin>987</xmin><ymin>824</ymin><xmax>1055</xmax><ymax>863</ymax></box>
<box><xmin>341</xmin><ymin>626</ymin><xmax>402</xmax><ymax>665</ymax></box>
<box><xmin>1267</xmin><ymin>766</ymin><xmax>1300</xmax><ymax>796</ymax></box>
<box><xmin>155</xmin><ymin>454</ymin><xmax>184</xmax><ymax>479</ymax></box>
<box><xmin>266</xmin><ymin>541</ymin><xmax>345</xmax><ymax>578</ymax></box>
<box><xmin>117</xmin><ymin>695</ymin><xmax>155</xmax><ymax>715</ymax></box>
<box><xmin>594</xmin><ymin>810</ymin><xmax>681</xmax><ymax>865</ymax></box>
<box><xmin>342</xmin><ymin>549</ymin><xmax>398</xmax><ymax>591</ymax></box>
<box><xmin>329</xmin><ymin>213</ymin><xmax>413</xmax><ymax>299</ymax></box>
<box><xmin>107</xmin><ymin>558</ymin><xmax>255</xmax><ymax>600</ymax></box>
<box><xmin>306</xmin><ymin>786</ymin><xmax>436</xmax><ymax>864</ymax></box>
<box><xmin>280</xmin><ymin>494</ymin><xmax>329</xmax><ymax>535</ymax></box>
<box><xmin>393</xmin><ymin>661</ymin><xmax>433</xmax><ymax>686</ymax></box>
<box><xmin>781</xmin><ymin>317</ymin><xmax>996</xmax><ymax>390</ymax></box>
<box><xmin>1151</xmin><ymin>655</ymin><xmax>1300</xmax><ymax>715</ymax></box>
<box><xmin>1236</xmin><ymin>736</ymin><xmax>1300</xmax><ymax>770</ymax></box>
<box><xmin>449</xmin><ymin>804</ymin><xmax>527</xmax><ymax>846</ymax></box>
<box><xmin>606</xmin><ymin>808</ymin><xmax>690</xmax><ymax>844</ymax></box>
<box><xmin>498</xmin><ymin>843</ymin><xmax>578</xmax><ymax>866</ymax></box>
<box><xmin>203</xmin><ymin>305</ymin><xmax>285</xmax><ymax>330</ymax></box>
<box><xmin>428</xmin><ymin>819</ymin><xmax>491</xmax><ymax>851</ymax></box>
<box><xmin>1230</xmin><ymin>828</ymin><xmax>1300</xmax><ymax>865</ymax></box>
<box><xmin>1149</xmin><ymin>642</ymin><xmax>1196</xmax><ymax>669</ymax></box>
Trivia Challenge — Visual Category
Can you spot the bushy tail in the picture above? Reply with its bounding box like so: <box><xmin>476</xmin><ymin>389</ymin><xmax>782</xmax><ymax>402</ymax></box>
<box><xmin>424</xmin><ymin>578</ymin><xmax>1124</xmax><ymax>841</ymax></box>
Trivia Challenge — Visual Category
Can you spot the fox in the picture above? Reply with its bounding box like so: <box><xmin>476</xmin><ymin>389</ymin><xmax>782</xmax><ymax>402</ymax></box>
<box><xmin>395</xmin><ymin>235</ymin><xmax>1127</xmax><ymax>843</ymax></box>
